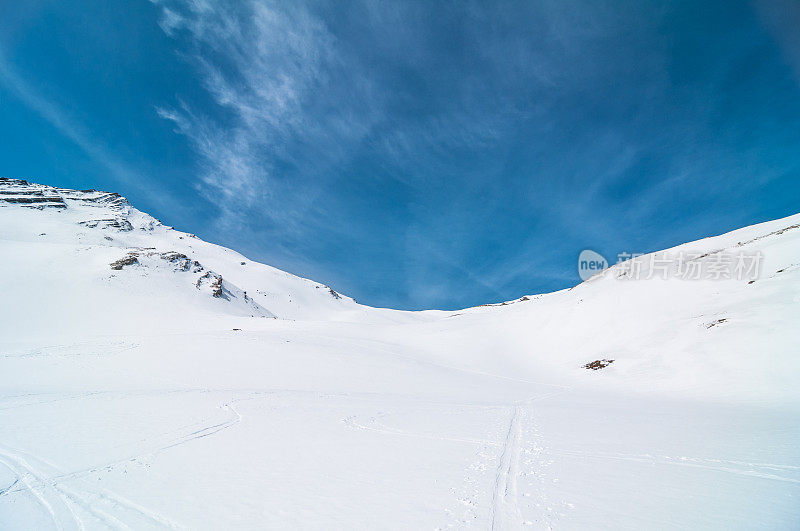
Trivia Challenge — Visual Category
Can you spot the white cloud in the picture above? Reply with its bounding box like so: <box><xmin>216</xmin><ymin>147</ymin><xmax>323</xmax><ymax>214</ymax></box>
<box><xmin>153</xmin><ymin>0</ymin><xmax>383</xmax><ymax>231</ymax></box>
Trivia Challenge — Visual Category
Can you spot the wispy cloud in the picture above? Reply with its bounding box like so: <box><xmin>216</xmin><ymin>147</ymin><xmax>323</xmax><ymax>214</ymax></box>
<box><xmin>153</xmin><ymin>0</ymin><xmax>386</xmax><ymax>234</ymax></box>
<box><xmin>149</xmin><ymin>0</ymin><xmax>652</xmax><ymax>306</ymax></box>
<box><xmin>148</xmin><ymin>0</ymin><xmax>795</xmax><ymax>309</ymax></box>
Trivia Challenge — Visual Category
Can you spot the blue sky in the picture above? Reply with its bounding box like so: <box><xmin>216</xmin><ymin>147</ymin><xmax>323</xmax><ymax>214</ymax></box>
<box><xmin>1</xmin><ymin>0</ymin><xmax>799</xmax><ymax>310</ymax></box>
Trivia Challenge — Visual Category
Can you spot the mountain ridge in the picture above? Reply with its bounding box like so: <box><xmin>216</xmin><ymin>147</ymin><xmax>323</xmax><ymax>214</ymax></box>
<box><xmin>3</xmin><ymin>176</ymin><xmax>798</xmax><ymax>317</ymax></box>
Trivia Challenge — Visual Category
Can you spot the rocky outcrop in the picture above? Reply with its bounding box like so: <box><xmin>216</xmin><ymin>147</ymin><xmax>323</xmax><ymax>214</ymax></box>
<box><xmin>0</xmin><ymin>178</ymin><xmax>29</xmax><ymax>186</ymax></box>
<box><xmin>159</xmin><ymin>252</ymin><xmax>204</xmax><ymax>273</ymax></box>
<box><xmin>0</xmin><ymin>195</ymin><xmax>67</xmax><ymax>209</ymax></box>
<box><xmin>106</xmin><ymin>249</ymin><xmax>272</xmax><ymax>317</ymax></box>
<box><xmin>196</xmin><ymin>271</ymin><xmax>226</xmax><ymax>299</ymax></box>
<box><xmin>110</xmin><ymin>253</ymin><xmax>140</xmax><ymax>270</ymax></box>
<box><xmin>584</xmin><ymin>359</ymin><xmax>614</xmax><ymax>370</ymax></box>
<box><xmin>0</xmin><ymin>177</ymin><xmax>130</xmax><ymax>212</ymax></box>
<box><xmin>79</xmin><ymin>218</ymin><xmax>134</xmax><ymax>231</ymax></box>
<box><xmin>109</xmin><ymin>250</ymin><xmax>204</xmax><ymax>273</ymax></box>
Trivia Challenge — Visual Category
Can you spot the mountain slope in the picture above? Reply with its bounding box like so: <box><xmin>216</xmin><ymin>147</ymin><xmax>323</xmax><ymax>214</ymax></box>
<box><xmin>0</xmin><ymin>178</ymin><xmax>387</xmax><ymax>335</ymax></box>
<box><xmin>1</xmin><ymin>178</ymin><xmax>798</xmax><ymax>529</ymax></box>
<box><xmin>413</xmin><ymin>211</ymin><xmax>800</xmax><ymax>403</ymax></box>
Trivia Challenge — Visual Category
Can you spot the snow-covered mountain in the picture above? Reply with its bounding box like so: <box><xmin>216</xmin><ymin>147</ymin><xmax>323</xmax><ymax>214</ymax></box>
<box><xmin>0</xmin><ymin>177</ymin><xmax>388</xmax><ymax>330</ymax></box>
<box><xmin>1</xmin><ymin>178</ymin><xmax>798</xmax><ymax>529</ymax></box>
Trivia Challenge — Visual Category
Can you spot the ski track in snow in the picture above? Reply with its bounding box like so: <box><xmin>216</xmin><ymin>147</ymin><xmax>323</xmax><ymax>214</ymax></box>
<box><xmin>489</xmin><ymin>393</ymin><xmax>564</xmax><ymax>530</ymax></box>
<box><xmin>550</xmin><ymin>449</ymin><xmax>800</xmax><ymax>484</ymax></box>
<box><xmin>0</xmin><ymin>395</ymin><xmax>254</xmax><ymax>529</ymax></box>
<box><xmin>342</xmin><ymin>388</ymin><xmax>570</xmax><ymax>529</ymax></box>
<box><xmin>0</xmin><ymin>440</ymin><xmax>188</xmax><ymax>530</ymax></box>
<box><xmin>490</xmin><ymin>405</ymin><xmax>523</xmax><ymax>530</ymax></box>
<box><xmin>0</xmin><ymin>442</ymin><xmax>182</xmax><ymax>530</ymax></box>
<box><xmin>0</xmin><ymin>453</ymin><xmax>71</xmax><ymax>530</ymax></box>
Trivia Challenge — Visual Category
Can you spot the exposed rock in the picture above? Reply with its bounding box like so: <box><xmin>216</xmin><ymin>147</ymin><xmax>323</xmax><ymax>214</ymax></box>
<box><xmin>196</xmin><ymin>272</ymin><xmax>225</xmax><ymax>299</ymax></box>
<box><xmin>0</xmin><ymin>178</ymin><xmax>29</xmax><ymax>186</ymax></box>
<box><xmin>110</xmin><ymin>253</ymin><xmax>139</xmax><ymax>270</ymax></box>
<box><xmin>0</xmin><ymin>189</ymin><xmax>43</xmax><ymax>196</ymax></box>
<box><xmin>69</xmin><ymin>191</ymin><xmax>129</xmax><ymax>210</ymax></box>
<box><xmin>158</xmin><ymin>252</ymin><xmax>203</xmax><ymax>273</ymax></box>
<box><xmin>584</xmin><ymin>359</ymin><xmax>614</xmax><ymax>370</ymax></box>
<box><xmin>109</xmin><ymin>249</ymin><xmax>205</xmax><ymax>274</ymax></box>
<box><xmin>736</xmin><ymin>223</ymin><xmax>799</xmax><ymax>246</ymax></box>
<box><xmin>78</xmin><ymin>218</ymin><xmax>134</xmax><ymax>231</ymax></box>
<box><xmin>0</xmin><ymin>179</ymin><xmax>133</xmax><ymax>212</ymax></box>
<box><xmin>0</xmin><ymin>196</ymin><xmax>67</xmax><ymax>209</ymax></box>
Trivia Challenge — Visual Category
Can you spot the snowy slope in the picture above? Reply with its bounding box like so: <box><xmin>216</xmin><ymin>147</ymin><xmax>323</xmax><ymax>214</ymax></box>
<box><xmin>0</xmin><ymin>178</ymin><xmax>412</xmax><ymax>335</ymax></box>
<box><xmin>1</xmin><ymin>178</ymin><xmax>798</xmax><ymax>529</ymax></box>
<box><xmin>410</xmin><ymin>212</ymin><xmax>800</xmax><ymax>403</ymax></box>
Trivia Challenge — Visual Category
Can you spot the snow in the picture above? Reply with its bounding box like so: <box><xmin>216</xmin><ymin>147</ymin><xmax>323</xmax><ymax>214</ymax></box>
<box><xmin>1</xmin><ymin>178</ymin><xmax>798</xmax><ymax>529</ymax></box>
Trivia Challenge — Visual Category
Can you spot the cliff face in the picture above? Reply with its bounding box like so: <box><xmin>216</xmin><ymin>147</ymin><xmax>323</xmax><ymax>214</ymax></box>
<box><xmin>0</xmin><ymin>177</ymin><xmax>128</xmax><ymax>210</ymax></box>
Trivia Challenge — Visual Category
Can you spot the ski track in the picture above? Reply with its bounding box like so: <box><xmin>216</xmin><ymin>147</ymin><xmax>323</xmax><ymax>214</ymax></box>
<box><xmin>490</xmin><ymin>406</ymin><xmax>523</xmax><ymax>530</ymax></box>
<box><xmin>551</xmin><ymin>449</ymin><xmax>800</xmax><ymax>484</ymax></box>
<box><xmin>0</xmin><ymin>450</ymin><xmax>78</xmax><ymax>530</ymax></box>
<box><xmin>0</xmin><ymin>442</ymin><xmax>185</xmax><ymax>530</ymax></box>
<box><xmin>0</xmin><ymin>398</ymin><xmax>250</xmax><ymax>529</ymax></box>
<box><xmin>3</xmin><ymin>387</ymin><xmax>545</xmax><ymax>529</ymax></box>
<box><xmin>341</xmin><ymin>388</ymin><xmax>569</xmax><ymax>529</ymax></box>
<box><xmin>343</xmin><ymin>404</ymin><xmax>529</xmax><ymax>529</ymax></box>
